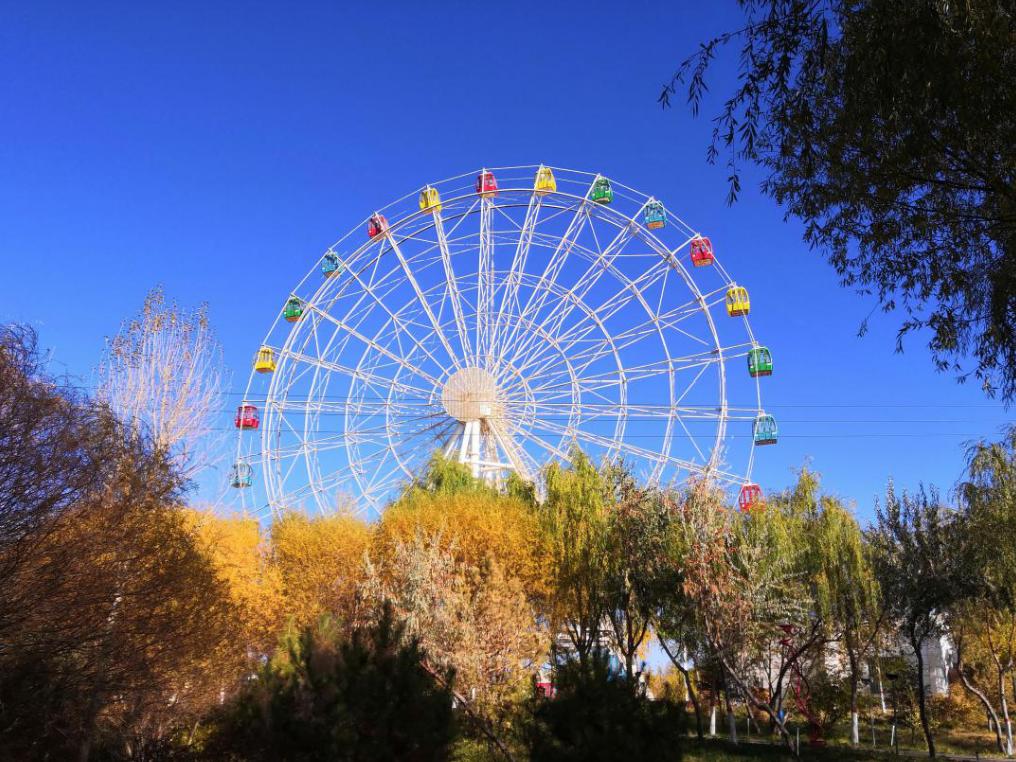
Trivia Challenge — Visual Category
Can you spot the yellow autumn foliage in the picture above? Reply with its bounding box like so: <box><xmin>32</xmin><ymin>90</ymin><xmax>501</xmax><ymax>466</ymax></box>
<box><xmin>372</xmin><ymin>489</ymin><xmax>550</xmax><ymax>600</ymax></box>
<box><xmin>270</xmin><ymin>511</ymin><xmax>372</xmax><ymax>627</ymax></box>
<box><xmin>182</xmin><ymin>509</ymin><xmax>283</xmax><ymax>653</ymax></box>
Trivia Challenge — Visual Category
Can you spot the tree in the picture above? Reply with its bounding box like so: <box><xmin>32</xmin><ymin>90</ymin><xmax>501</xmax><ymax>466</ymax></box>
<box><xmin>771</xmin><ymin>468</ymin><xmax>883</xmax><ymax>746</ymax></box>
<box><xmin>953</xmin><ymin>425</ymin><xmax>1016</xmax><ymax>755</ymax></box>
<box><xmin>656</xmin><ymin>504</ymin><xmax>707</xmax><ymax>740</ymax></box>
<box><xmin>361</xmin><ymin>530</ymin><xmax>544</xmax><ymax>761</ymax></box>
<box><xmin>0</xmin><ymin>324</ymin><xmax>242</xmax><ymax>760</ymax></box>
<box><xmin>525</xmin><ymin>650</ymin><xmax>685</xmax><ymax>762</ymax></box>
<box><xmin>270</xmin><ymin>511</ymin><xmax>372</xmax><ymax>629</ymax></box>
<box><xmin>539</xmin><ymin>451</ymin><xmax>612</xmax><ymax>665</ymax></box>
<box><xmin>185</xmin><ymin>509</ymin><xmax>285</xmax><ymax>656</ymax></box>
<box><xmin>661</xmin><ymin>1</ymin><xmax>1016</xmax><ymax>399</ymax></box>
<box><xmin>670</xmin><ymin>479</ymin><xmax>821</xmax><ymax>750</ymax></box>
<box><xmin>602</xmin><ymin>464</ymin><xmax>671</xmax><ymax>681</ymax></box>
<box><xmin>375</xmin><ymin>458</ymin><xmax>548</xmax><ymax>601</ymax></box>
<box><xmin>0</xmin><ymin>325</ymin><xmax>120</xmax><ymax>644</ymax></box>
<box><xmin>217</xmin><ymin>605</ymin><xmax>456</xmax><ymax>762</ymax></box>
<box><xmin>868</xmin><ymin>484</ymin><xmax>968</xmax><ymax>758</ymax></box>
<box><xmin>97</xmin><ymin>286</ymin><xmax>227</xmax><ymax>474</ymax></box>
<box><xmin>952</xmin><ymin>602</ymin><xmax>1016</xmax><ymax>756</ymax></box>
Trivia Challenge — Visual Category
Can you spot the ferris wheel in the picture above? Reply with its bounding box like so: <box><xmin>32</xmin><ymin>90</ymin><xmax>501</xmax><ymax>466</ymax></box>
<box><xmin>230</xmin><ymin>165</ymin><xmax>776</xmax><ymax>519</ymax></box>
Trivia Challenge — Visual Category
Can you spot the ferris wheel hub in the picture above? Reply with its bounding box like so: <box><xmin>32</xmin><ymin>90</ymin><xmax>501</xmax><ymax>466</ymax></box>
<box><xmin>441</xmin><ymin>366</ymin><xmax>500</xmax><ymax>422</ymax></box>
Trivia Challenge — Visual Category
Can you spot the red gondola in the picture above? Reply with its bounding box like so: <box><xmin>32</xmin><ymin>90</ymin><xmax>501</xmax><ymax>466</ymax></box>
<box><xmin>234</xmin><ymin>403</ymin><xmax>260</xmax><ymax>430</ymax></box>
<box><xmin>738</xmin><ymin>483</ymin><xmax>763</xmax><ymax>512</ymax></box>
<box><xmin>367</xmin><ymin>213</ymin><xmax>388</xmax><ymax>239</ymax></box>
<box><xmin>690</xmin><ymin>236</ymin><xmax>714</xmax><ymax>267</ymax></box>
<box><xmin>476</xmin><ymin>170</ymin><xmax>498</xmax><ymax>198</ymax></box>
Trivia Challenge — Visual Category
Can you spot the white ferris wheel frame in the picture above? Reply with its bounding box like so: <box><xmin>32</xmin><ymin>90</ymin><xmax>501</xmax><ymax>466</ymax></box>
<box><xmin>234</xmin><ymin>165</ymin><xmax>769</xmax><ymax>519</ymax></box>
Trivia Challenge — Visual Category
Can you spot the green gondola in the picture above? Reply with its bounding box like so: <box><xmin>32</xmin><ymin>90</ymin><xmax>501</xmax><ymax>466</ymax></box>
<box><xmin>590</xmin><ymin>176</ymin><xmax>613</xmax><ymax>204</ymax></box>
<box><xmin>284</xmin><ymin>296</ymin><xmax>305</xmax><ymax>323</ymax></box>
<box><xmin>748</xmin><ymin>346</ymin><xmax>773</xmax><ymax>377</ymax></box>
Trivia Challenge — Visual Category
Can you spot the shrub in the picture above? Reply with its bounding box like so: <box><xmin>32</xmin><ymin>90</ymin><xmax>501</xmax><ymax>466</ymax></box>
<box><xmin>212</xmin><ymin>605</ymin><xmax>456</xmax><ymax>761</ymax></box>
<box><xmin>525</xmin><ymin>650</ymin><xmax>685</xmax><ymax>762</ymax></box>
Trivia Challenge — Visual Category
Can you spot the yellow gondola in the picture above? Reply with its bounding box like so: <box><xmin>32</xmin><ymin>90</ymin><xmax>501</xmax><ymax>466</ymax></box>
<box><xmin>419</xmin><ymin>186</ymin><xmax>442</xmax><ymax>212</ymax></box>
<box><xmin>726</xmin><ymin>285</ymin><xmax>750</xmax><ymax>317</ymax></box>
<box><xmin>535</xmin><ymin>165</ymin><xmax>556</xmax><ymax>194</ymax></box>
<box><xmin>254</xmin><ymin>346</ymin><xmax>276</xmax><ymax>373</ymax></box>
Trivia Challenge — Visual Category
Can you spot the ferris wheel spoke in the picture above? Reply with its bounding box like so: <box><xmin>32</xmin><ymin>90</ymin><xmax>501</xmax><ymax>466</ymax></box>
<box><xmin>514</xmin><ymin>426</ymin><xmax>577</xmax><ymax>464</ymax></box>
<box><xmin>515</xmin><ymin>338</ymin><xmax>620</xmax><ymax>391</ymax></box>
<box><xmin>505</xmin><ymin>226</ymin><xmax>635</xmax><ymax>372</ymax></box>
<box><xmin>302</xmin><ymin>306</ymin><xmax>444</xmax><ymax>387</ymax></box>
<box><xmin>559</xmin><ymin>317</ymin><xmax>708</xmax><ymax>379</ymax></box>
<box><xmin>496</xmin><ymin>202</ymin><xmax>589</xmax><ymax>360</ymax></box>
<box><xmin>271</xmin><ymin>398</ymin><xmax>437</xmax><ymax>415</ymax></box>
<box><xmin>491</xmin><ymin>194</ymin><xmax>541</xmax><ymax>356</ymax></box>
<box><xmin>476</xmin><ymin>197</ymin><xmax>495</xmax><ymax>367</ymax></box>
<box><xmin>530</xmin><ymin>224</ymin><xmax>636</xmax><ymax>346</ymax></box>
<box><xmin>349</xmin><ymin>321</ymin><xmax>450</xmax><ymax>400</ymax></box>
<box><xmin>579</xmin><ymin>257</ymin><xmax>671</xmax><ymax>325</ymax></box>
<box><xmin>535</xmin><ymin>419</ymin><xmax>703</xmax><ymax>476</ymax></box>
<box><xmin>285</xmin><ymin>348</ymin><xmax>435</xmax><ymax>397</ymax></box>
<box><xmin>386</xmin><ymin>413</ymin><xmax>457</xmax><ymax>482</ymax></box>
<box><xmin>323</xmin><ymin>251</ymin><xmax>456</xmax><ymax>363</ymax></box>
<box><xmin>286</xmin><ymin>462</ymin><xmax>365</xmax><ymax>507</ymax></box>
<box><xmin>677</xmin><ymin>418</ymin><xmax>708</xmax><ymax>464</ymax></box>
<box><xmin>674</xmin><ymin>361</ymin><xmax>713</xmax><ymax>405</ymax></box>
<box><xmin>486</xmin><ymin>418</ymin><xmax>535</xmax><ymax>482</ymax></box>
<box><xmin>506</xmin><ymin>287</ymin><xmax>629</xmax><ymax>384</ymax></box>
<box><xmin>433</xmin><ymin>213</ymin><xmax>474</xmax><ymax>363</ymax></box>
<box><xmin>526</xmin><ymin>371</ymin><xmax>620</xmax><ymax>398</ymax></box>
<box><xmin>502</xmin><ymin>343</ymin><xmax>575</xmax><ymax>389</ymax></box>
<box><xmin>383</xmin><ymin>233</ymin><xmax>463</xmax><ymax>371</ymax></box>
<box><xmin>360</xmin><ymin>432</ymin><xmax>428</xmax><ymax>493</ymax></box>
<box><xmin>346</xmin><ymin>412</ymin><xmax>449</xmax><ymax>439</ymax></box>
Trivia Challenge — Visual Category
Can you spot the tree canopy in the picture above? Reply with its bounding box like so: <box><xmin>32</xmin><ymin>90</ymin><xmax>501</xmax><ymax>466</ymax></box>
<box><xmin>662</xmin><ymin>0</ymin><xmax>1016</xmax><ymax>399</ymax></box>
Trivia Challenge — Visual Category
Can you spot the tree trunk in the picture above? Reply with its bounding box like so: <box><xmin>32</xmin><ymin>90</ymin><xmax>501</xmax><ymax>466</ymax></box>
<box><xmin>848</xmin><ymin>646</ymin><xmax>861</xmax><ymax>746</ymax></box>
<box><xmin>998</xmin><ymin>667</ymin><xmax>1013</xmax><ymax>757</ymax></box>
<box><xmin>657</xmin><ymin>636</ymin><xmax>703</xmax><ymax>740</ymax></box>
<box><xmin>912</xmin><ymin>634</ymin><xmax>936</xmax><ymax>758</ymax></box>
<box><xmin>709</xmin><ymin>703</ymin><xmax>717</xmax><ymax>737</ymax></box>
<box><xmin>421</xmin><ymin>659</ymin><xmax>516</xmax><ymax>762</ymax></box>
<box><xmin>956</xmin><ymin>663</ymin><xmax>1003</xmax><ymax>754</ymax></box>
<box><xmin>876</xmin><ymin>660</ymin><xmax>887</xmax><ymax>714</ymax></box>
<box><xmin>719</xmin><ymin>654</ymin><xmax>796</xmax><ymax>753</ymax></box>
<box><xmin>725</xmin><ymin>688</ymin><xmax>738</xmax><ymax>744</ymax></box>
<box><xmin>680</xmin><ymin>665</ymin><xmax>704</xmax><ymax>740</ymax></box>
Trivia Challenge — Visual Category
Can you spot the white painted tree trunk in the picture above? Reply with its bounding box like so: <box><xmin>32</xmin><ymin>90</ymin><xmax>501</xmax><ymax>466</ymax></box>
<box><xmin>851</xmin><ymin>711</ymin><xmax>860</xmax><ymax>746</ymax></box>
<box><xmin>709</xmin><ymin>705</ymin><xmax>717</xmax><ymax>737</ymax></box>
<box><xmin>876</xmin><ymin>661</ymin><xmax>887</xmax><ymax>713</ymax></box>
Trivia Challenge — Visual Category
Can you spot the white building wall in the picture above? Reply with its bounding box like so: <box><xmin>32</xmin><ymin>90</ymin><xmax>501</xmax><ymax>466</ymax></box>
<box><xmin>921</xmin><ymin>634</ymin><xmax>953</xmax><ymax>697</ymax></box>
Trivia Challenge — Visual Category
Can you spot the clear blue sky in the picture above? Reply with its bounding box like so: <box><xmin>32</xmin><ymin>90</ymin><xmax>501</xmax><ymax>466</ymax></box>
<box><xmin>2</xmin><ymin>2</ymin><xmax>1009</xmax><ymax>523</ymax></box>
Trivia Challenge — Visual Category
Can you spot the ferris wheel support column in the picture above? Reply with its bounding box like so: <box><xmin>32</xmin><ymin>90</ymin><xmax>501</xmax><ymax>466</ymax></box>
<box><xmin>458</xmin><ymin>419</ymin><xmax>482</xmax><ymax>478</ymax></box>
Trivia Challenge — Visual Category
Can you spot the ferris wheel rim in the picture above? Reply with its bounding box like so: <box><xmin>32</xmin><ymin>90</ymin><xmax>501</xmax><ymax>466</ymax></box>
<box><xmin>234</xmin><ymin>165</ymin><xmax>768</xmax><ymax>519</ymax></box>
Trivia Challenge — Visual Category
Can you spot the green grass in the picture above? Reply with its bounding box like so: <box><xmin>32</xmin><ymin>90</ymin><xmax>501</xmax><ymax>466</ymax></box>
<box><xmin>684</xmin><ymin>739</ymin><xmax>882</xmax><ymax>761</ymax></box>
